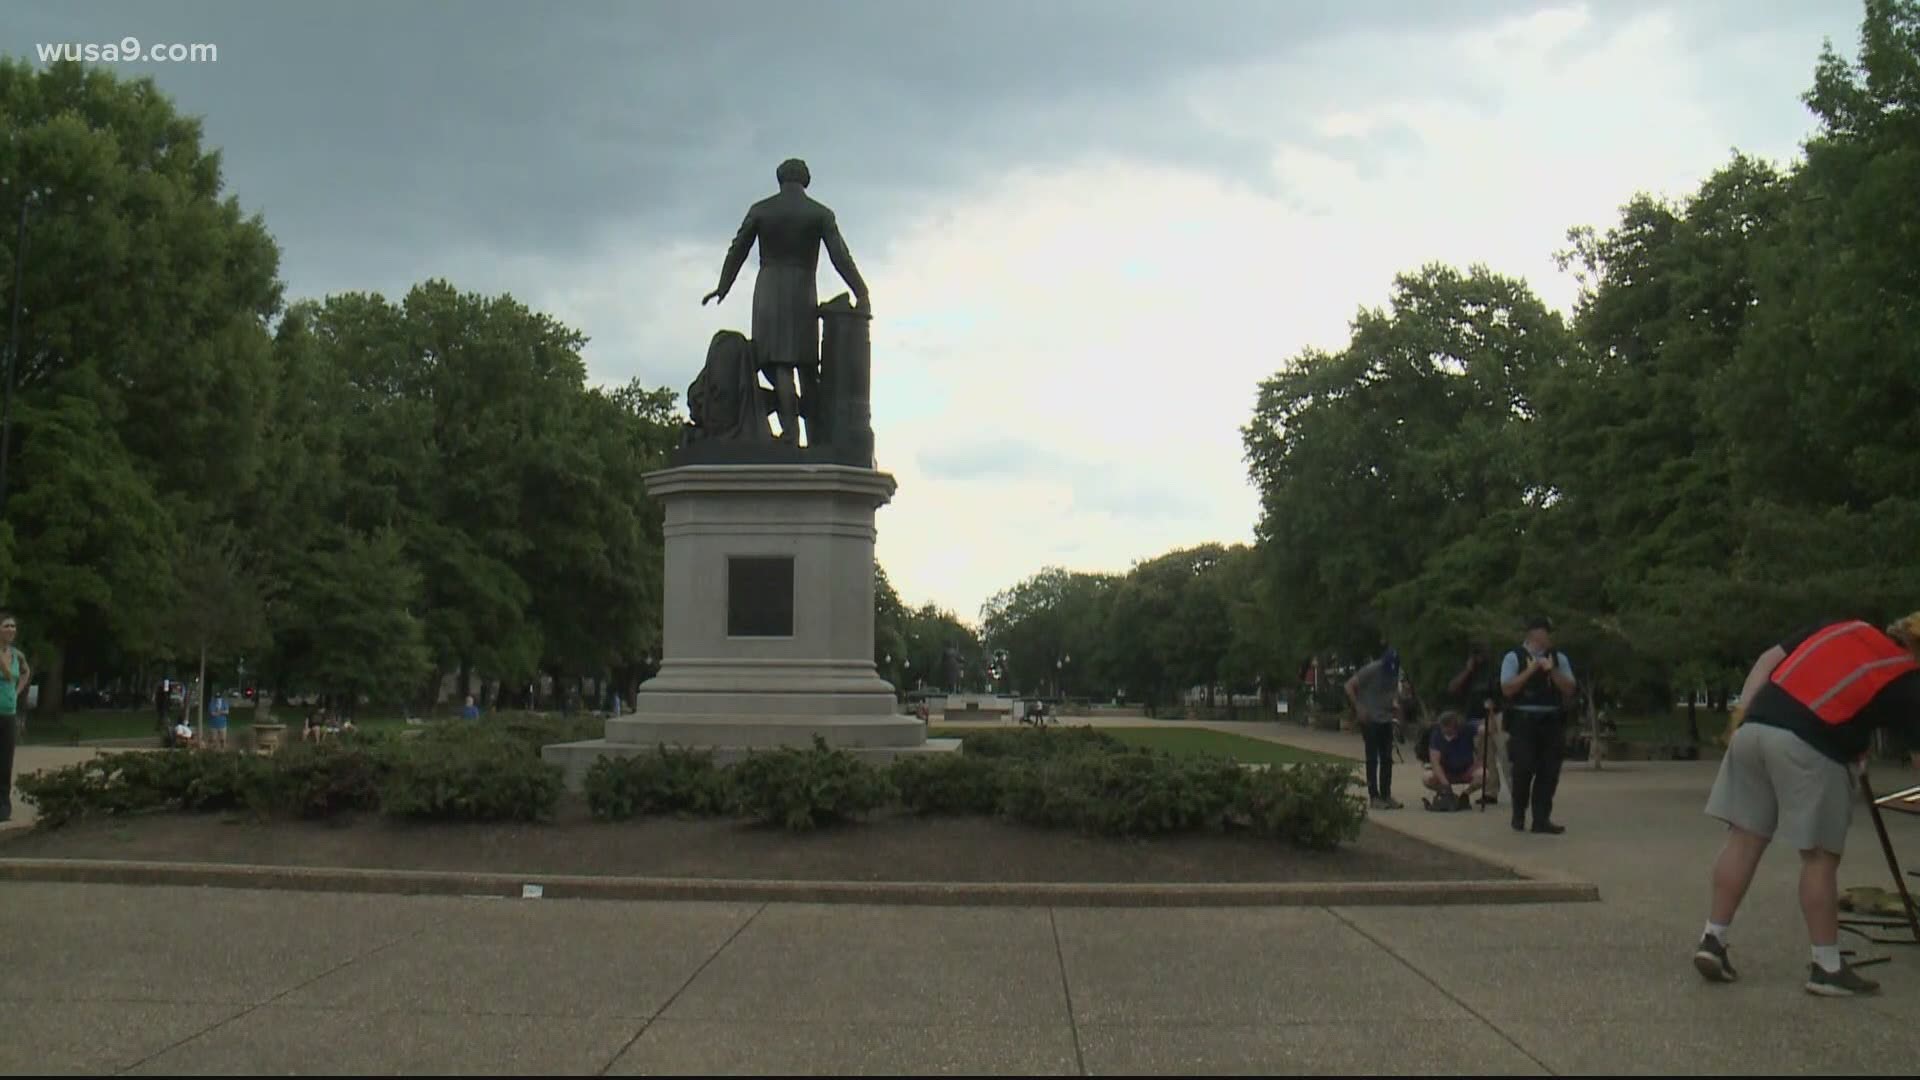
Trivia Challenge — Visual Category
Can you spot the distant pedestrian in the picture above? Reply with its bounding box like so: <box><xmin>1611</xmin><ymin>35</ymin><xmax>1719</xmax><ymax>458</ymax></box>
<box><xmin>462</xmin><ymin>694</ymin><xmax>480</xmax><ymax>722</ymax></box>
<box><xmin>208</xmin><ymin>691</ymin><xmax>230</xmax><ymax>749</ymax></box>
<box><xmin>1500</xmin><ymin>617</ymin><xmax>1576</xmax><ymax>834</ymax></box>
<box><xmin>1346</xmin><ymin>647</ymin><xmax>1403</xmax><ymax>810</ymax></box>
<box><xmin>0</xmin><ymin>613</ymin><xmax>31</xmax><ymax>823</ymax></box>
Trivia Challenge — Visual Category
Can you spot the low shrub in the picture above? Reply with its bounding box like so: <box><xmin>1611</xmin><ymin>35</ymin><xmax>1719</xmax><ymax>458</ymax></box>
<box><xmin>728</xmin><ymin>737</ymin><xmax>893</xmax><ymax>830</ymax></box>
<box><xmin>988</xmin><ymin>749</ymin><xmax>1247</xmax><ymax>838</ymax></box>
<box><xmin>14</xmin><ymin>751</ymin><xmax>273</xmax><ymax>827</ymax></box>
<box><xmin>1237</xmin><ymin>763</ymin><xmax>1367</xmax><ymax>851</ymax></box>
<box><xmin>379</xmin><ymin>738</ymin><xmax>563</xmax><ymax>822</ymax></box>
<box><xmin>1055</xmin><ymin>751</ymin><xmax>1248</xmax><ymax>837</ymax></box>
<box><xmin>958</xmin><ymin>726</ymin><xmax>1125</xmax><ymax>762</ymax></box>
<box><xmin>888</xmin><ymin>752</ymin><xmax>1002</xmax><ymax>816</ymax></box>
<box><xmin>256</xmin><ymin>740</ymin><xmax>388</xmax><ymax>819</ymax></box>
<box><xmin>584</xmin><ymin>747</ymin><xmax>729</xmax><ymax>822</ymax></box>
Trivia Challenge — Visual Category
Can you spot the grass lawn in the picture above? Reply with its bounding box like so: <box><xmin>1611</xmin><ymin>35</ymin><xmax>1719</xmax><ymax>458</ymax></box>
<box><xmin>1606</xmin><ymin>708</ymin><xmax>1730</xmax><ymax>748</ymax></box>
<box><xmin>926</xmin><ymin>724</ymin><xmax>1352</xmax><ymax>767</ymax></box>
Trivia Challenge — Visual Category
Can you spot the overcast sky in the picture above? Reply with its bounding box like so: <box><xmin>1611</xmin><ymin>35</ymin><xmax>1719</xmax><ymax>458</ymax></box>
<box><xmin>10</xmin><ymin>0</ymin><xmax>1868</xmax><ymax>624</ymax></box>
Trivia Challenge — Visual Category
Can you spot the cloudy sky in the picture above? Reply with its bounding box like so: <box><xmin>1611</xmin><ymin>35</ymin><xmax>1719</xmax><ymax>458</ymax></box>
<box><xmin>12</xmin><ymin>0</ymin><xmax>1867</xmax><ymax>623</ymax></box>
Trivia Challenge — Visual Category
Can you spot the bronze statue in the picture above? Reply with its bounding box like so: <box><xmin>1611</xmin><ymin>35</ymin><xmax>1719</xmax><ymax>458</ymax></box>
<box><xmin>703</xmin><ymin>158</ymin><xmax>870</xmax><ymax>446</ymax></box>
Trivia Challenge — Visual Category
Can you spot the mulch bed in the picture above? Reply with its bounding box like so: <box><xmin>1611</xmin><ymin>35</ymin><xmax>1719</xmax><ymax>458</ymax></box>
<box><xmin>0</xmin><ymin>799</ymin><xmax>1516</xmax><ymax>884</ymax></box>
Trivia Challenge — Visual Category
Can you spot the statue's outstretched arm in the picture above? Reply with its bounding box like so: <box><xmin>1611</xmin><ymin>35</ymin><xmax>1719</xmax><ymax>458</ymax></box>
<box><xmin>706</xmin><ymin>211</ymin><xmax>758</xmax><ymax>304</ymax></box>
<box><xmin>823</xmin><ymin>213</ymin><xmax>870</xmax><ymax>307</ymax></box>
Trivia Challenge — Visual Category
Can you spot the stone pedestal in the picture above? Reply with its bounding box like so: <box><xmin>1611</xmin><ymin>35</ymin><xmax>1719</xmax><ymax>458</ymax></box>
<box><xmin>543</xmin><ymin>463</ymin><xmax>955</xmax><ymax>788</ymax></box>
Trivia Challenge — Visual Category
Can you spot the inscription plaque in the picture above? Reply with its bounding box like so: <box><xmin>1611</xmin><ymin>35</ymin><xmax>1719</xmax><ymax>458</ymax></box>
<box><xmin>728</xmin><ymin>556</ymin><xmax>795</xmax><ymax>637</ymax></box>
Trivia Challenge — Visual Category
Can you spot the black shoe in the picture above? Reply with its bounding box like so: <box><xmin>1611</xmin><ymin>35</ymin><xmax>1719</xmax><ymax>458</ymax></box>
<box><xmin>1512</xmin><ymin>815</ymin><xmax>1526</xmax><ymax>832</ymax></box>
<box><xmin>1693</xmin><ymin>934</ymin><xmax>1738</xmax><ymax>983</ymax></box>
<box><xmin>1531</xmin><ymin>821</ymin><xmax>1566</xmax><ymax>835</ymax></box>
<box><xmin>1805</xmin><ymin>961</ymin><xmax>1880</xmax><ymax>997</ymax></box>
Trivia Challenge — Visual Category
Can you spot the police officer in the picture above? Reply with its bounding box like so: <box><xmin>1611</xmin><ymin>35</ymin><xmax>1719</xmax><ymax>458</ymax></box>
<box><xmin>1500</xmin><ymin>617</ymin><xmax>1576</xmax><ymax>834</ymax></box>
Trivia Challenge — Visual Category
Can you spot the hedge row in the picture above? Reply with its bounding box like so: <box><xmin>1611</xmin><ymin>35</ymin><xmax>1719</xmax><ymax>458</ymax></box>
<box><xmin>586</xmin><ymin>729</ymin><xmax>1367</xmax><ymax>850</ymax></box>
<box><xmin>18</xmin><ymin>723</ymin><xmax>1367</xmax><ymax>851</ymax></box>
<box><xmin>15</xmin><ymin>715</ymin><xmax>604</xmax><ymax>829</ymax></box>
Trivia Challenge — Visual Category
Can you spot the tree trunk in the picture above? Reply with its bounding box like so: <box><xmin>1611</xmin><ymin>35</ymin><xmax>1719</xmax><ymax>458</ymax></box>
<box><xmin>40</xmin><ymin>643</ymin><xmax>68</xmax><ymax>718</ymax></box>
<box><xmin>420</xmin><ymin>662</ymin><xmax>444</xmax><ymax>716</ymax></box>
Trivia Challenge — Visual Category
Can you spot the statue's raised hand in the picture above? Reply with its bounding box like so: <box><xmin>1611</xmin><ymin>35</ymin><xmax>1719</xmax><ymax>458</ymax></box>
<box><xmin>702</xmin><ymin>288</ymin><xmax>726</xmax><ymax>306</ymax></box>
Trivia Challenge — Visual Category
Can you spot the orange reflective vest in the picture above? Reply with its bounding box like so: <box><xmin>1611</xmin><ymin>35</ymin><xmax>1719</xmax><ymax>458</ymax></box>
<box><xmin>1769</xmin><ymin>621</ymin><xmax>1920</xmax><ymax>727</ymax></box>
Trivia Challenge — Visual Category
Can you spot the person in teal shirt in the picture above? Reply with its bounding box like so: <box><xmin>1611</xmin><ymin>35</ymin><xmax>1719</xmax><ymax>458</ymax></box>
<box><xmin>0</xmin><ymin>612</ymin><xmax>34</xmax><ymax>823</ymax></box>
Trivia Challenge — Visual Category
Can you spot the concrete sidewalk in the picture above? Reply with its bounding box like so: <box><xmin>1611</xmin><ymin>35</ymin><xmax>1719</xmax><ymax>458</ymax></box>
<box><xmin>3</xmin><ymin>870</ymin><xmax>1916</xmax><ymax>1075</ymax></box>
<box><xmin>6</xmin><ymin>726</ymin><xmax>1920</xmax><ymax>1074</ymax></box>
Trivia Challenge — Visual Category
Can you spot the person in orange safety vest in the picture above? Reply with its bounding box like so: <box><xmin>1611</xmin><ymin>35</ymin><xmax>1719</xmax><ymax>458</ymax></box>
<box><xmin>1692</xmin><ymin>613</ymin><xmax>1920</xmax><ymax>997</ymax></box>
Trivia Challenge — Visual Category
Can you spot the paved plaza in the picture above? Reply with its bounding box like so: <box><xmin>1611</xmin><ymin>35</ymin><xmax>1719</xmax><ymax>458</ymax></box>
<box><xmin>3</xmin><ymin>729</ymin><xmax>1918</xmax><ymax>1074</ymax></box>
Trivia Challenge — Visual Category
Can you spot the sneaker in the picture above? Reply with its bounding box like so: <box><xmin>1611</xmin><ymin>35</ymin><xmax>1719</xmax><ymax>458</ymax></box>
<box><xmin>1805</xmin><ymin>961</ymin><xmax>1880</xmax><ymax>997</ymax></box>
<box><xmin>1692</xmin><ymin>934</ymin><xmax>1738</xmax><ymax>982</ymax></box>
<box><xmin>1369</xmin><ymin>796</ymin><xmax>1389</xmax><ymax>810</ymax></box>
<box><xmin>1531</xmin><ymin>821</ymin><xmax>1567</xmax><ymax>835</ymax></box>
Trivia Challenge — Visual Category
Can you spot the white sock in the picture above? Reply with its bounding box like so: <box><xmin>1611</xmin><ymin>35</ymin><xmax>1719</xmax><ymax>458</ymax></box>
<box><xmin>1812</xmin><ymin>944</ymin><xmax>1843</xmax><ymax>973</ymax></box>
<box><xmin>1704</xmin><ymin>921</ymin><xmax>1730</xmax><ymax>944</ymax></box>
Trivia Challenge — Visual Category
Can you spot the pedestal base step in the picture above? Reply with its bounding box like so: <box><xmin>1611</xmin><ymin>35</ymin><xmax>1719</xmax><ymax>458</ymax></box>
<box><xmin>605</xmin><ymin>713</ymin><xmax>926</xmax><ymax>747</ymax></box>
<box><xmin>542</xmin><ymin>737</ymin><xmax>961</xmax><ymax>791</ymax></box>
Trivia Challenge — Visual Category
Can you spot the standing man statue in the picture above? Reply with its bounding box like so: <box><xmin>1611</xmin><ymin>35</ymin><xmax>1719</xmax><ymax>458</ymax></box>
<box><xmin>703</xmin><ymin>158</ymin><xmax>870</xmax><ymax>447</ymax></box>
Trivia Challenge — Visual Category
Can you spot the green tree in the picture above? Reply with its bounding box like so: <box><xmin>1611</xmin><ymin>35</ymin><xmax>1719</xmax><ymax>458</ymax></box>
<box><xmin>1715</xmin><ymin>0</ymin><xmax>1920</xmax><ymax>634</ymax></box>
<box><xmin>159</xmin><ymin>517</ymin><xmax>270</xmax><ymax>730</ymax></box>
<box><xmin>1243</xmin><ymin>265</ymin><xmax>1570</xmax><ymax>695</ymax></box>
<box><xmin>284</xmin><ymin>527</ymin><xmax>432</xmax><ymax>711</ymax></box>
<box><xmin>3</xmin><ymin>377</ymin><xmax>177</xmax><ymax>713</ymax></box>
<box><xmin>1</xmin><ymin>60</ymin><xmax>283</xmax><ymax>699</ymax></box>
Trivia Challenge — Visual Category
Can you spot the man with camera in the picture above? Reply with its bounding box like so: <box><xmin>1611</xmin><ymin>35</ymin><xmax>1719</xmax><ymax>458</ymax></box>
<box><xmin>1449</xmin><ymin>645</ymin><xmax>1504</xmax><ymax>807</ymax></box>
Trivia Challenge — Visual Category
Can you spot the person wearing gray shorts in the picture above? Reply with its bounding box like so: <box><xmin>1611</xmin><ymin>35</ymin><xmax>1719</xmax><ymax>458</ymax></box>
<box><xmin>1707</xmin><ymin>724</ymin><xmax>1855</xmax><ymax>860</ymax></box>
<box><xmin>1693</xmin><ymin>615</ymin><xmax>1920</xmax><ymax>998</ymax></box>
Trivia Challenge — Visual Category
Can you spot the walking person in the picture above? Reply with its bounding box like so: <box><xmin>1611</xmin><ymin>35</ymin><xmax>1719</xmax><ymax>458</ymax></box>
<box><xmin>1501</xmin><ymin>617</ymin><xmax>1576</xmax><ymax>834</ymax></box>
<box><xmin>1693</xmin><ymin>613</ymin><xmax>1920</xmax><ymax>997</ymax></box>
<box><xmin>1346</xmin><ymin>648</ymin><xmax>1404</xmax><ymax>810</ymax></box>
<box><xmin>0</xmin><ymin>613</ymin><xmax>30</xmax><ymax>823</ymax></box>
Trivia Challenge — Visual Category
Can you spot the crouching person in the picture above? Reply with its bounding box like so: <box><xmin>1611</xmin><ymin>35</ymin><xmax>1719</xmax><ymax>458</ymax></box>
<box><xmin>1424</xmin><ymin>710</ymin><xmax>1484</xmax><ymax>811</ymax></box>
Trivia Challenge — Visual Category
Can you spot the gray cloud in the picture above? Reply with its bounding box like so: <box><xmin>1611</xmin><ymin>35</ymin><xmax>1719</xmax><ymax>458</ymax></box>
<box><xmin>11</xmin><ymin>0</ymin><xmax>1584</xmax><ymax>302</ymax></box>
<box><xmin>10</xmin><ymin>0</ymin><xmax>1855</xmax><ymax>299</ymax></box>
